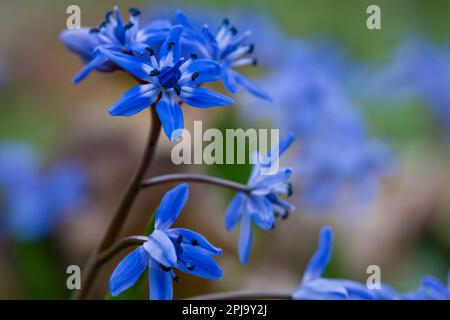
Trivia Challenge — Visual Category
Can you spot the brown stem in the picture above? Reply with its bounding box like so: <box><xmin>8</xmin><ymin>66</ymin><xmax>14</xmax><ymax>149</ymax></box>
<box><xmin>73</xmin><ymin>105</ymin><xmax>161</xmax><ymax>300</ymax></box>
<box><xmin>187</xmin><ymin>291</ymin><xmax>293</xmax><ymax>300</ymax></box>
<box><xmin>141</xmin><ymin>173</ymin><xmax>250</xmax><ymax>193</ymax></box>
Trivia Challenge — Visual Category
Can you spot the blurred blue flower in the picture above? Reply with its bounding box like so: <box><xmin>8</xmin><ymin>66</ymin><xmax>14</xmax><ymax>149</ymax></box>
<box><xmin>60</xmin><ymin>6</ymin><xmax>170</xmax><ymax>83</ymax></box>
<box><xmin>241</xmin><ymin>42</ymin><xmax>391</xmax><ymax>214</ymax></box>
<box><xmin>109</xmin><ymin>183</ymin><xmax>222</xmax><ymax>300</ymax></box>
<box><xmin>402</xmin><ymin>272</ymin><xmax>450</xmax><ymax>300</ymax></box>
<box><xmin>365</xmin><ymin>37</ymin><xmax>450</xmax><ymax>136</ymax></box>
<box><xmin>225</xmin><ymin>134</ymin><xmax>295</xmax><ymax>264</ymax></box>
<box><xmin>0</xmin><ymin>142</ymin><xmax>86</xmax><ymax>241</ymax></box>
<box><xmin>99</xmin><ymin>25</ymin><xmax>233</xmax><ymax>141</ymax></box>
<box><xmin>174</xmin><ymin>11</ymin><xmax>271</xmax><ymax>100</ymax></box>
<box><xmin>293</xmin><ymin>226</ymin><xmax>397</xmax><ymax>300</ymax></box>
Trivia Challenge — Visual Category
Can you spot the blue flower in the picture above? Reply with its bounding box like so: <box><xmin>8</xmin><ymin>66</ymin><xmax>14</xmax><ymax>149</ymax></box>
<box><xmin>224</xmin><ymin>134</ymin><xmax>295</xmax><ymax>264</ymax></box>
<box><xmin>402</xmin><ymin>272</ymin><xmax>450</xmax><ymax>300</ymax></box>
<box><xmin>109</xmin><ymin>183</ymin><xmax>222</xmax><ymax>300</ymax></box>
<box><xmin>60</xmin><ymin>6</ymin><xmax>170</xmax><ymax>83</ymax></box>
<box><xmin>293</xmin><ymin>226</ymin><xmax>397</xmax><ymax>300</ymax></box>
<box><xmin>0</xmin><ymin>142</ymin><xmax>86</xmax><ymax>241</ymax></box>
<box><xmin>174</xmin><ymin>11</ymin><xmax>271</xmax><ymax>100</ymax></box>
<box><xmin>99</xmin><ymin>25</ymin><xmax>234</xmax><ymax>141</ymax></box>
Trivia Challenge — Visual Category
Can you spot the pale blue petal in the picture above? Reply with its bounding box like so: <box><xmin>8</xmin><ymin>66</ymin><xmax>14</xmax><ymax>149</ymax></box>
<box><xmin>59</xmin><ymin>28</ymin><xmax>101</xmax><ymax>62</ymax></box>
<box><xmin>155</xmin><ymin>93</ymin><xmax>184</xmax><ymax>141</ymax></box>
<box><xmin>248</xmin><ymin>196</ymin><xmax>275</xmax><ymax>230</ymax></box>
<box><xmin>73</xmin><ymin>52</ymin><xmax>110</xmax><ymax>83</ymax></box>
<box><xmin>303</xmin><ymin>226</ymin><xmax>333</xmax><ymax>282</ymax></box>
<box><xmin>154</xmin><ymin>183</ymin><xmax>189</xmax><ymax>230</ymax></box>
<box><xmin>293</xmin><ymin>278</ymin><xmax>348</xmax><ymax>300</ymax></box>
<box><xmin>109</xmin><ymin>247</ymin><xmax>149</xmax><ymax>296</ymax></box>
<box><xmin>224</xmin><ymin>193</ymin><xmax>246</xmax><ymax>231</ymax></box>
<box><xmin>234</xmin><ymin>71</ymin><xmax>272</xmax><ymax>101</ymax></box>
<box><xmin>239</xmin><ymin>214</ymin><xmax>252</xmax><ymax>265</ymax></box>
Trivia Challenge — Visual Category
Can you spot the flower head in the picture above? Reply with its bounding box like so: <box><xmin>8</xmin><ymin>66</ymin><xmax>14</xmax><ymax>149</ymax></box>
<box><xmin>224</xmin><ymin>133</ymin><xmax>295</xmax><ymax>264</ymax></box>
<box><xmin>293</xmin><ymin>226</ymin><xmax>397</xmax><ymax>300</ymax></box>
<box><xmin>99</xmin><ymin>25</ymin><xmax>234</xmax><ymax>141</ymax></box>
<box><xmin>109</xmin><ymin>183</ymin><xmax>222</xmax><ymax>300</ymax></box>
<box><xmin>60</xmin><ymin>6</ymin><xmax>170</xmax><ymax>83</ymax></box>
<box><xmin>174</xmin><ymin>11</ymin><xmax>271</xmax><ymax>100</ymax></box>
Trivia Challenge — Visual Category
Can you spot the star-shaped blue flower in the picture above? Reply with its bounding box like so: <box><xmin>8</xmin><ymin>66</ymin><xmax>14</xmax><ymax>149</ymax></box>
<box><xmin>224</xmin><ymin>133</ymin><xmax>295</xmax><ymax>264</ymax></box>
<box><xmin>60</xmin><ymin>6</ymin><xmax>170</xmax><ymax>83</ymax></box>
<box><xmin>99</xmin><ymin>25</ymin><xmax>234</xmax><ymax>141</ymax></box>
<box><xmin>174</xmin><ymin>11</ymin><xmax>271</xmax><ymax>100</ymax></box>
<box><xmin>293</xmin><ymin>226</ymin><xmax>397</xmax><ymax>300</ymax></box>
<box><xmin>109</xmin><ymin>183</ymin><xmax>222</xmax><ymax>300</ymax></box>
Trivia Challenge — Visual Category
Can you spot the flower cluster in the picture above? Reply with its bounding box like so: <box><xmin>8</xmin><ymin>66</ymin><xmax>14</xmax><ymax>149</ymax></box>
<box><xmin>0</xmin><ymin>142</ymin><xmax>86</xmax><ymax>241</ymax></box>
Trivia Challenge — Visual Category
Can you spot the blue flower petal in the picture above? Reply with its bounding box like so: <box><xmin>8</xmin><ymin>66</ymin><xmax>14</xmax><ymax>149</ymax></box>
<box><xmin>154</xmin><ymin>183</ymin><xmax>189</xmax><ymax>231</ymax></box>
<box><xmin>59</xmin><ymin>28</ymin><xmax>100</xmax><ymax>62</ymax></box>
<box><xmin>108</xmin><ymin>84</ymin><xmax>159</xmax><ymax>116</ymax></box>
<box><xmin>262</xmin><ymin>132</ymin><xmax>295</xmax><ymax>167</ymax></box>
<box><xmin>180</xmin><ymin>59</ymin><xmax>222</xmax><ymax>85</ymax></box>
<box><xmin>238</xmin><ymin>214</ymin><xmax>252</xmax><ymax>265</ymax></box>
<box><xmin>224</xmin><ymin>193</ymin><xmax>246</xmax><ymax>231</ymax></box>
<box><xmin>248</xmin><ymin>196</ymin><xmax>275</xmax><ymax>230</ymax></box>
<box><xmin>179</xmin><ymin>86</ymin><xmax>234</xmax><ymax>108</ymax></box>
<box><xmin>176</xmin><ymin>245</ymin><xmax>223</xmax><ymax>280</ymax></box>
<box><xmin>167</xmin><ymin>228</ymin><xmax>222</xmax><ymax>256</ymax></box>
<box><xmin>149</xmin><ymin>258</ymin><xmax>173</xmax><ymax>300</ymax></box>
<box><xmin>73</xmin><ymin>52</ymin><xmax>110</xmax><ymax>83</ymax></box>
<box><xmin>155</xmin><ymin>92</ymin><xmax>184</xmax><ymax>141</ymax></box>
<box><xmin>303</xmin><ymin>226</ymin><xmax>333</xmax><ymax>282</ymax></box>
<box><xmin>233</xmin><ymin>71</ymin><xmax>272</xmax><ymax>101</ymax></box>
<box><xmin>222</xmin><ymin>68</ymin><xmax>238</xmax><ymax>93</ymax></box>
<box><xmin>250</xmin><ymin>168</ymin><xmax>292</xmax><ymax>195</ymax></box>
<box><xmin>293</xmin><ymin>278</ymin><xmax>348</xmax><ymax>300</ymax></box>
<box><xmin>109</xmin><ymin>247</ymin><xmax>149</xmax><ymax>296</ymax></box>
<box><xmin>143</xmin><ymin>230</ymin><xmax>177</xmax><ymax>267</ymax></box>
<box><xmin>98</xmin><ymin>47</ymin><xmax>154</xmax><ymax>82</ymax></box>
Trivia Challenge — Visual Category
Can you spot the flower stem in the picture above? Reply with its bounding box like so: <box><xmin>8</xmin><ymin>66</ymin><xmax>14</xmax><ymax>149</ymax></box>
<box><xmin>141</xmin><ymin>173</ymin><xmax>250</xmax><ymax>193</ymax></box>
<box><xmin>96</xmin><ymin>236</ymin><xmax>147</xmax><ymax>266</ymax></box>
<box><xmin>73</xmin><ymin>105</ymin><xmax>161</xmax><ymax>300</ymax></box>
<box><xmin>187</xmin><ymin>291</ymin><xmax>293</xmax><ymax>300</ymax></box>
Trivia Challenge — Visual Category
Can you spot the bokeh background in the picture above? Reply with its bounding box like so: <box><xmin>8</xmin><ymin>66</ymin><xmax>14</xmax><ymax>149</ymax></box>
<box><xmin>0</xmin><ymin>0</ymin><xmax>449</xmax><ymax>299</ymax></box>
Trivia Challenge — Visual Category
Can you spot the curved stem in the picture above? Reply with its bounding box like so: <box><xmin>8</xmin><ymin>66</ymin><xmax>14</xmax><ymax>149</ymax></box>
<box><xmin>97</xmin><ymin>236</ymin><xmax>147</xmax><ymax>266</ymax></box>
<box><xmin>73</xmin><ymin>105</ymin><xmax>161</xmax><ymax>300</ymax></box>
<box><xmin>187</xmin><ymin>291</ymin><xmax>293</xmax><ymax>300</ymax></box>
<box><xmin>141</xmin><ymin>173</ymin><xmax>250</xmax><ymax>193</ymax></box>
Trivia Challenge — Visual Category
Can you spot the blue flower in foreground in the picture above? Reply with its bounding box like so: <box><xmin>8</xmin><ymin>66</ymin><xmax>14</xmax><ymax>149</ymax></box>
<box><xmin>99</xmin><ymin>25</ymin><xmax>233</xmax><ymax>141</ymax></box>
<box><xmin>109</xmin><ymin>183</ymin><xmax>222</xmax><ymax>300</ymax></box>
<box><xmin>0</xmin><ymin>142</ymin><xmax>86</xmax><ymax>241</ymax></box>
<box><xmin>402</xmin><ymin>272</ymin><xmax>450</xmax><ymax>300</ymax></box>
<box><xmin>60</xmin><ymin>6</ymin><xmax>170</xmax><ymax>83</ymax></box>
<box><xmin>174</xmin><ymin>11</ymin><xmax>271</xmax><ymax>100</ymax></box>
<box><xmin>225</xmin><ymin>134</ymin><xmax>295</xmax><ymax>264</ymax></box>
<box><xmin>293</xmin><ymin>226</ymin><xmax>397</xmax><ymax>300</ymax></box>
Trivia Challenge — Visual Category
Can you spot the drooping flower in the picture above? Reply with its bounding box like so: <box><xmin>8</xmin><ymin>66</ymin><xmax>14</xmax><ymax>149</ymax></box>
<box><xmin>224</xmin><ymin>133</ymin><xmax>295</xmax><ymax>264</ymax></box>
<box><xmin>0</xmin><ymin>142</ymin><xmax>86</xmax><ymax>241</ymax></box>
<box><xmin>402</xmin><ymin>272</ymin><xmax>450</xmax><ymax>300</ymax></box>
<box><xmin>293</xmin><ymin>226</ymin><xmax>397</xmax><ymax>300</ymax></box>
<box><xmin>174</xmin><ymin>11</ymin><xmax>271</xmax><ymax>100</ymax></box>
<box><xmin>60</xmin><ymin>6</ymin><xmax>170</xmax><ymax>83</ymax></box>
<box><xmin>109</xmin><ymin>183</ymin><xmax>222</xmax><ymax>300</ymax></box>
<box><xmin>99</xmin><ymin>25</ymin><xmax>234</xmax><ymax>141</ymax></box>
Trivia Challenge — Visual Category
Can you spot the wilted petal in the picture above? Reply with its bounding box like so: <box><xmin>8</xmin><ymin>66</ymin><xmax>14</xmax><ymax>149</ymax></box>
<box><xmin>109</xmin><ymin>247</ymin><xmax>149</xmax><ymax>296</ymax></box>
<box><xmin>154</xmin><ymin>183</ymin><xmax>189</xmax><ymax>230</ymax></box>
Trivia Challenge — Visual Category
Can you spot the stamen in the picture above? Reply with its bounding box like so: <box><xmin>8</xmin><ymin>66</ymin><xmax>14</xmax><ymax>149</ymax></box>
<box><xmin>105</xmin><ymin>11</ymin><xmax>113</xmax><ymax>21</ymax></box>
<box><xmin>124</xmin><ymin>22</ymin><xmax>134</xmax><ymax>30</ymax></box>
<box><xmin>281</xmin><ymin>211</ymin><xmax>289</xmax><ymax>220</ymax></box>
<box><xmin>173</xmin><ymin>85</ymin><xmax>181</xmax><ymax>95</ymax></box>
<box><xmin>173</xmin><ymin>275</ymin><xmax>179</xmax><ymax>282</ymax></box>
<box><xmin>176</xmin><ymin>234</ymin><xmax>183</xmax><ymax>244</ymax></box>
<box><xmin>222</xmin><ymin>18</ymin><xmax>230</xmax><ymax>25</ymax></box>
<box><xmin>99</xmin><ymin>21</ymin><xmax>107</xmax><ymax>29</ymax></box>
<box><xmin>145</xmin><ymin>47</ymin><xmax>155</xmax><ymax>56</ymax></box>
<box><xmin>271</xmin><ymin>223</ymin><xmax>276</xmax><ymax>230</ymax></box>
<box><xmin>287</xmin><ymin>183</ymin><xmax>293</xmax><ymax>197</ymax></box>
<box><xmin>252</xmin><ymin>58</ymin><xmax>258</xmax><ymax>66</ymax></box>
<box><xmin>191</xmin><ymin>72</ymin><xmax>200</xmax><ymax>82</ymax></box>
<box><xmin>187</xmin><ymin>264</ymin><xmax>195</xmax><ymax>271</ymax></box>
<box><xmin>190</xmin><ymin>53</ymin><xmax>198</xmax><ymax>59</ymax></box>
<box><xmin>191</xmin><ymin>239</ymin><xmax>199</xmax><ymax>246</ymax></box>
<box><xmin>167</xmin><ymin>42</ymin><xmax>176</xmax><ymax>50</ymax></box>
<box><xmin>230</xmin><ymin>26</ymin><xmax>238</xmax><ymax>35</ymax></box>
<box><xmin>248</xmin><ymin>44</ymin><xmax>255</xmax><ymax>54</ymax></box>
<box><xmin>129</xmin><ymin>7</ymin><xmax>141</xmax><ymax>16</ymax></box>
<box><xmin>150</xmin><ymin>69</ymin><xmax>160</xmax><ymax>76</ymax></box>
<box><xmin>89</xmin><ymin>28</ymin><xmax>100</xmax><ymax>33</ymax></box>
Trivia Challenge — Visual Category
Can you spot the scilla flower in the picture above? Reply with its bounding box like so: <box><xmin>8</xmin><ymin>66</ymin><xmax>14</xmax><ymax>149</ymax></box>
<box><xmin>60</xmin><ymin>6</ymin><xmax>170</xmax><ymax>83</ymax></box>
<box><xmin>402</xmin><ymin>272</ymin><xmax>450</xmax><ymax>300</ymax></box>
<box><xmin>293</xmin><ymin>226</ymin><xmax>397</xmax><ymax>300</ymax></box>
<box><xmin>175</xmin><ymin>11</ymin><xmax>271</xmax><ymax>100</ymax></box>
<box><xmin>224</xmin><ymin>133</ymin><xmax>295</xmax><ymax>264</ymax></box>
<box><xmin>99</xmin><ymin>25</ymin><xmax>234</xmax><ymax>141</ymax></box>
<box><xmin>109</xmin><ymin>183</ymin><xmax>222</xmax><ymax>300</ymax></box>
